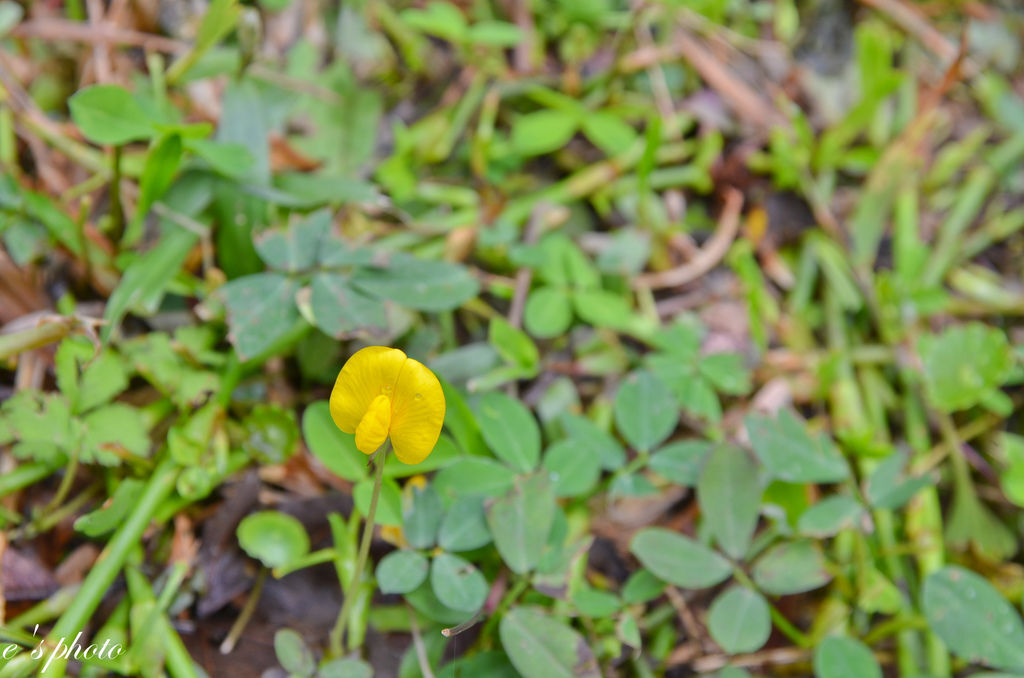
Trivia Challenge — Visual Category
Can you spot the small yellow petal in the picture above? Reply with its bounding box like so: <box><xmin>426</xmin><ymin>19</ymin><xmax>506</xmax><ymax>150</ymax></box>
<box><xmin>380</xmin><ymin>524</ymin><xmax>407</xmax><ymax>548</ymax></box>
<box><xmin>355</xmin><ymin>394</ymin><xmax>391</xmax><ymax>455</ymax></box>
<box><xmin>329</xmin><ymin>346</ymin><xmax>406</xmax><ymax>434</ymax></box>
<box><xmin>389</xmin><ymin>358</ymin><xmax>445</xmax><ymax>465</ymax></box>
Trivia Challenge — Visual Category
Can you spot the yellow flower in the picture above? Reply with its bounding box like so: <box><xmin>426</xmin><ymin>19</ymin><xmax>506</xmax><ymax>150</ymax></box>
<box><xmin>329</xmin><ymin>346</ymin><xmax>445</xmax><ymax>465</ymax></box>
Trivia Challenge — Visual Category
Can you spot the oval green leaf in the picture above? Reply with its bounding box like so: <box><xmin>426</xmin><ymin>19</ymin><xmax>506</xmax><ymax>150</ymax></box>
<box><xmin>499</xmin><ymin>607</ymin><xmax>601</xmax><ymax>678</ymax></box>
<box><xmin>923</xmin><ymin>566</ymin><xmax>1024</xmax><ymax>671</ymax></box>
<box><xmin>707</xmin><ymin>587</ymin><xmax>771</xmax><ymax>654</ymax></box>
<box><xmin>237</xmin><ymin>511</ymin><xmax>310</xmax><ymax>569</ymax></box>
<box><xmin>812</xmin><ymin>636</ymin><xmax>882</xmax><ymax>678</ymax></box>
<box><xmin>630</xmin><ymin>527</ymin><xmax>732</xmax><ymax>589</ymax></box>
<box><xmin>697</xmin><ymin>444</ymin><xmax>762</xmax><ymax>560</ymax></box>
<box><xmin>476</xmin><ymin>391</ymin><xmax>541</xmax><ymax>472</ymax></box>
<box><xmin>430</xmin><ymin>552</ymin><xmax>488</xmax><ymax>612</ymax></box>
<box><xmin>614</xmin><ymin>370</ymin><xmax>679</xmax><ymax>452</ymax></box>
<box><xmin>376</xmin><ymin>549</ymin><xmax>429</xmax><ymax>594</ymax></box>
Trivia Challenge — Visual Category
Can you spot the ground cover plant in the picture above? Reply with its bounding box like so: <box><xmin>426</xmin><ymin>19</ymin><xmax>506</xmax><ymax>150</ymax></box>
<box><xmin>1</xmin><ymin>0</ymin><xmax>1024</xmax><ymax>676</ymax></box>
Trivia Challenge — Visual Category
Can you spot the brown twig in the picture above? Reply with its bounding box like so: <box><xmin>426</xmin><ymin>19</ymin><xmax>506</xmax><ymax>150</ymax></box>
<box><xmin>856</xmin><ymin>0</ymin><xmax>971</xmax><ymax>72</ymax></box>
<box><xmin>407</xmin><ymin>603</ymin><xmax>436</xmax><ymax>678</ymax></box>
<box><xmin>688</xmin><ymin>646</ymin><xmax>813</xmax><ymax>672</ymax></box>
<box><xmin>85</xmin><ymin>0</ymin><xmax>113</xmax><ymax>84</ymax></box>
<box><xmin>507</xmin><ymin>205</ymin><xmax>549</xmax><ymax>329</ymax></box>
<box><xmin>632</xmin><ymin>187</ymin><xmax>743</xmax><ymax>289</ymax></box>
<box><xmin>12</xmin><ymin>20</ymin><xmax>188</xmax><ymax>54</ymax></box>
<box><xmin>664</xmin><ymin>586</ymin><xmax>711</xmax><ymax>650</ymax></box>
<box><xmin>672</xmin><ymin>29</ymin><xmax>786</xmax><ymax>131</ymax></box>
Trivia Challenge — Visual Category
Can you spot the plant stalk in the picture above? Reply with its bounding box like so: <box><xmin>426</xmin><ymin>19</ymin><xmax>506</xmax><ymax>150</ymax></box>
<box><xmin>328</xmin><ymin>442</ymin><xmax>388</xmax><ymax>657</ymax></box>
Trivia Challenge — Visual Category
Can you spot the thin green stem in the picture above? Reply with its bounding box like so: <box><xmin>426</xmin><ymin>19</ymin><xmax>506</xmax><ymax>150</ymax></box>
<box><xmin>219</xmin><ymin>567</ymin><xmax>267</xmax><ymax>654</ymax></box>
<box><xmin>39</xmin><ymin>459</ymin><xmax>179</xmax><ymax>678</ymax></box>
<box><xmin>329</xmin><ymin>443</ymin><xmax>388</xmax><ymax>657</ymax></box>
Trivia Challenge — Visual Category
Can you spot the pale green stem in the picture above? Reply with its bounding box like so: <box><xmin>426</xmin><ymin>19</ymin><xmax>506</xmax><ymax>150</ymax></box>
<box><xmin>329</xmin><ymin>443</ymin><xmax>388</xmax><ymax>657</ymax></box>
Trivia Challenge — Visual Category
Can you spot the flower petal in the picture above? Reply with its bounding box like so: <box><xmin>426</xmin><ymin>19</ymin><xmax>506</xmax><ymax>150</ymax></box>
<box><xmin>329</xmin><ymin>346</ymin><xmax>406</xmax><ymax>434</ymax></box>
<box><xmin>355</xmin><ymin>394</ymin><xmax>392</xmax><ymax>455</ymax></box>
<box><xmin>389</xmin><ymin>358</ymin><xmax>445</xmax><ymax>465</ymax></box>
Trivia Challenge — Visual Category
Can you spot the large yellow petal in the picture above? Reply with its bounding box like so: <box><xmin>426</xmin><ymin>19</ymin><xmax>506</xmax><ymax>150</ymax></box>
<box><xmin>355</xmin><ymin>394</ymin><xmax>391</xmax><ymax>455</ymax></box>
<box><xmin>388</xmin><ymin>358</ymin><xmax>445</xmax><ymax>465</ymax></box>
<box><xmin>329</xmin><ymin>346</ymin><xmax>406</xmax><ymax>434</ymax></box>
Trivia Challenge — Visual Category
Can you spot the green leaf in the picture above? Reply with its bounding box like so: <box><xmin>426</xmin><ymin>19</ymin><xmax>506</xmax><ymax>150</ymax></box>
<box><xmin>384</xmin><ymin>434</ymin><xmax>459</xmax><ymax>479</ymax></box>
<box><xmin>753</xmin><ymin>539</ymin><xmax>832</xmax><ymax>595</ymax></box>
<box><xmin>581</xmin><ymin>112</ymin><xmax>637</xmax><ymax>156</ymax></box>
<box><xmin>665</xmin><ymin>370</ymin><xmax>721</xmax><ymax>423</ymax></box>
<box><xmin>466</xmin><ymin>20</ymin><xmax>523</xmax><ymax>47</ymax></box>
<box><xmin>74</xmin><ymin>478</ymin><xmax>145</xmax><ymax>537</ymax></box>
<box><xmin>237</xmin><ymin>511</ymin><xmax>310</xmax><ymax>569</ymax></box>
<box><xmin>542</xmin><ymin>440</ymin><xmax>601</xmax><ymax>498</ymax></box>
<box><xmin>309</xmin><ymin>273</ymin><xmax>387</xmax><ymax>337</ymax></box>
<box><xmin>499</xmin><ymin>607</ymin><xmax>601</xmax><ymax>678</ymax></box>
<box><xmin>241</xmin><ymin>404</ymin><xmax>299</xmax><ymax>464</ymax></box>
<box><xmin>476</xmin><ymin>391</ymin><xmax>541</xmax><ymax>472</ymax></box>
<box><xmin>486</xmin><ymin>473</ymin><xmax>556</xmax><ymax>574</ymax></box>
<box><xmin>220</xmin><ymin>272</ymin><xmax>302</xmax><ymax>360</ymax></box>
<box><xmin>919</xmin><ymin>323</ymin><xmax>1014</xmax><ymax>413</ymax></box>
<box><xmin>630</xmin><ymin>527</ymin><xmax>732</xmax><ymax>589</ymax></box>
<box><xmin>622</xmin><ymin>569</ymin><xmax>666</xmax><ymax>604</ymax></box>
<box><xmin>945</xmin><ymin>479</ymin><xmax>1016</xmax><ymax>562</ymax></box>
<box><xmin>698</xmin><ymin>445</ymin><xmax>762</xmax><ymax>560</ymax></box>
<box><xmin>405</xmin><ymin>579</ymin><xmax>475</xmax><ymax>626</ymax></box>
<box><xmin>68</xmin><ymin>85</ymin><xmax>154</xmax><ymax>145</ymax></box>
<box><xmin>351</xmin><ymin>253</ymin><xmax>479</xmax><ymax>312</ymax></box>
<box><xmin>403</xmin><ymin>483</ymin><xmax>443</xmax><ymax>549</ymax></box>
<box><xmin>135</xmin><ymin>133</ymin><xmax>183</xmax><ymax>221</ymax></box>
<box><xmin>430</xmin><ymin>553</ymin><xmax>488</xmax><ymax>612</ymax></box>
<box><xmin>436</xmin><ymin>651</ymin><xmax>518</xmax><ymax>678</ymax></box>
<box><xmin>214</xmin><ymin>79</ymin><xmax>270</xmax><ymax>182</ymax></box>
<box><xmin>434</xmin><ymin>457</ymin><xmax>517</xmax><ymax>498</ymax></box>
<box><xmin>712</xmin><ymin>669</ymin><xmax>753</xmax><ymax>678</ymax></box>
<box><xmin>103</xmin><ymin>224</ymin><xmax>198</xmax><ymax>339</ymax></box>
<box><xmin>187</xmin><ymin>138</ymin><xmax>255</xmax><ymax>178</ymax></box>
<box><xmin>376</xmin><ymin>550</ymin><xmax>429</xmax><ymax>594</ymax></box>
<box><xmin>489</xmin><ymin>317</ymin><xmax>539</xmax><ymax>371</ymax></box>
<box><xmin>707</xmin><ymin>587</ymin><xmax>771</xmax><ymax>653</ymax></box>
<box><xmin>401</xmin><ymin>2</ymin><xmax>467</xmax><ymax>42</ymax></box>
<box><xmin>438</xmin><ymin>496</ymin><xmax>491</xmax><ymax>552</ymax></box>
<box><xmin>923</xmin><ymin>566</ymin><xmax>1024</xmax><ymax>671</ymax></box>
<box><xmin>301</xmin><ymin>401</ymin><xmax>367</xmax><ymax>482</ymax></box>
<box><xmin>354</xmin><ymin>477</ymin><xmax>402</xmax><ymax>527</ymax></box>
<box><xmin>0</xmin><ymin>391</ymin><xmax>71</xmax><ymax>464</ymax></box>
<box><xmin>177</xmin><ymin>466</ymin><xmax>214</xmax><ymax>501</ymax></box>
<box><xmin>813</xmin><ymin>636</ymin><xmax>882</xmax><ymax>678</ymax></box>
<box><xmin>438</xmin><ymin>379</ymin><xmax>489</xmax><ymax>456</ymax></box>
<box><xmin>614</xmin><ymin>370</ymin><xmax>678</xmax><ymax>452</ymax></box>
<box><xmin>56</xmin><ymin>339</ymin><xmax>128</xmax><ymax>413</ymax></box>
<box><xmin>319</xmin><ymin>658</ymin><xmax>373</xmax><ymax>678</ymax></box>
<box><xmin>560</xmin><ymin>413</ymin><xmax>625</xmax><ymax>471</ymax></box>
<box><xmin>274</xmin><ymin>628</ymin><xmax>315</xmax><ymax>676</ymax></box>
<box><xmin>512</xmin><ymin>110</ymin><xmax>579</xmax><ymax>157</ymax></box>
<box><xmin>698</xmin><ymin>353</ymin><xmax>752</xmax><ymax>395</ymax></box>
<box><xmin>574</xmin><ymin>288</ymin><xmax>649</xmax><ymax>335</ymax></box>
<box><xmin>571</xmin><ymin>586</ymin><xmax>621</xmax><ymax>618</ymax></box>
<box><xmin>254</xmin><ymin>210</ymin><xmax>331</xmax><ymax>272</ymax></box>
<box><xmin>864</xmin><ymin>451</ymin><xmax>931</xmax><ymax>509</ymax></box>
<box><xmin>81</xmin><ymin>403</ymin><xmax>150</xmax><ymax>465</ymax></box>
<box><xmin>745</xmin><ymin>410</ymin><xmax>850</xmax><ymax>483</ymax></box>
<box><xmin>524</xmin><ymin>286</ymin><xmax>573</xmax><ymax>338</ymax></box>
<box><xmin>797</xmin><ymin>496</ymin><xmax>866</xmax><ymax>538</ymax></box>
<box><xmin>649</xmin><ymin>440</ymin><xmax>712</xmax><ymax>486</ymax></box>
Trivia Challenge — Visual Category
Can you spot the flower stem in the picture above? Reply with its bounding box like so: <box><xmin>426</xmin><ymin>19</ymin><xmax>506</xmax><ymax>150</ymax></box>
<box><xmin>329</xmin><ymin>442</ymin><xmax>388</xmax><ymax>657</ymax></box>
